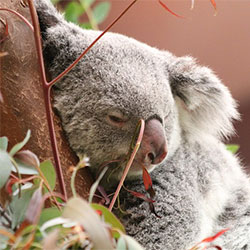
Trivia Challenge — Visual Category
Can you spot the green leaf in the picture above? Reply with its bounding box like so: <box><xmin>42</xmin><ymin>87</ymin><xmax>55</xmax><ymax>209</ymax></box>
<box><xmin>40</xmin><ymin>160</ymin><xmax>56</xmax><ymax>192</ymax></box>
<box><xmin>0</xmin><ymin>137</ymin><xmax>8</xmax><ymax>151</ymax></box>
<box><xmin>51</xmin><ymin>0</ymin><xmax>60</xmax><ymax>4</ymax></box>
<box><xmin>39</xmin><ymin>207</ymin><xmax>62</xmax><ymax>226</ymax></box>
<box><xmin>12</xmin><ymin>158</ymin><xmax>38</xmax><ymax>175</ymax></box>
<box><xmin>0</xmin><ymin>150</ymin><xmax>13</xmax><ymax>189</ymax></box>
<box><xmin>226</xmin><ymin>144</ymin><xmax>240</xmax><ymax>154</ymax></box>
<box><xmin>117</xmin><ymin>234</ymin><xmax>145</xmax><ymax>250</ymax></box>
<box><xmin>93</xmin><ymin>2</ymin><xmax>111</xmax><ymax>24</ymax></box>
<box><xmin>80</xmin><ymin>22</ymin><xmax>92</xmax><ymax>29</ymax></box>
<box><xmin>80</xmin><ymin>0</ymin><xmax>95</xmax><ymax>8</ymax></box>
<box><xmin>9</xmin><ymin>130</ymin><xmax>31</xmax><ymax>156</ymax></box>
<box><xmin>91</xmin><ymin>203</ymin><xmax>125</xmax><ymax>238</ymax></box>
<box><xmin>9</xmin><ymin>187</ymin><xmax>36</xmax><ymax>229</ymax></box>
<box><xmin>64</xmin><ymin>2</ymin><xmax>85</xmax><ymax>24</ymax></box>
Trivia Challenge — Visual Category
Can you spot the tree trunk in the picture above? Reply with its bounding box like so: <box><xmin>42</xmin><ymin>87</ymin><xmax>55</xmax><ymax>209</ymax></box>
<box><xmin>0</xmin><ymin>0</ymin><xmax>92</xmax><ymax>204</ymax></box>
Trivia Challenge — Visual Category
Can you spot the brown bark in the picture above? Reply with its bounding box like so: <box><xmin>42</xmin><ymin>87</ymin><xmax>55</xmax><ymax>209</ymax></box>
<box><xmin>0</xmin><ymin>0</ymin><xmax>92</xmax><ymax>204</ymax></box>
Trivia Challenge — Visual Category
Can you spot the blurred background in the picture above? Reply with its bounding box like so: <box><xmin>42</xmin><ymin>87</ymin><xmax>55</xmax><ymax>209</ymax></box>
<box><xmin>60</xmin><ymin>0</ymin><xmax>250</xmax><ymax>169</ymax></box>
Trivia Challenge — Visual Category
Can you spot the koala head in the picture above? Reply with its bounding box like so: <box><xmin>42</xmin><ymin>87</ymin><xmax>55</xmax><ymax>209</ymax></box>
<box><xmin>36</xmin><ymin>0</ymin><xmax>239</xmax><ymax>182</ymax></box>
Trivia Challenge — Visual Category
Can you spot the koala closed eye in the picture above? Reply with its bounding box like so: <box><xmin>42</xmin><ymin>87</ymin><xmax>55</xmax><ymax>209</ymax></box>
<box><xmin>106</xmin><ymin>111</ymin><xmax>129</xmax><ymax>128</ymax></box>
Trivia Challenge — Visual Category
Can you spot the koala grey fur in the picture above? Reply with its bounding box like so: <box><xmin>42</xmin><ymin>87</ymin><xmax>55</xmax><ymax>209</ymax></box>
<box><xmin>35</xmin><ymin>0</ymin><xmax>250</xmax><ymax>249</ymax></box>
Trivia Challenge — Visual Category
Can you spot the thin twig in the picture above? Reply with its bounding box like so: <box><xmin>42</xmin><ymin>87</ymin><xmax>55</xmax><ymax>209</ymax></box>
<box><xmin>0</xmin><ymin>8</ymin><xmax>33</xmax><ymax>31</ymax></box>
<box><xmin>109</xmin><ymin>119</ymin><xmax>145</xmax><ymax>211</ymax></box>
<box><xmin>27</xmin><ymin>0</ymin><xmax>67</xmax><ymax>200</ymax></box>
<box><xmin>48</xmin><ymin>0</ymin><xmax>138</xmax><ymax>87</ymax></box>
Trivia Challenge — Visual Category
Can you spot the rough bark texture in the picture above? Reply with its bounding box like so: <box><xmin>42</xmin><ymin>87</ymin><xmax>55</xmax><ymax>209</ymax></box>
<box><xmin>0</xmin><ymin>0</ymin><xmax>92</xmax><ymax>204</ymax></box>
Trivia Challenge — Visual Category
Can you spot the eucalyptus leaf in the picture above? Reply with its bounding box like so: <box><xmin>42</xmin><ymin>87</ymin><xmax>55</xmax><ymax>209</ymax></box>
<box><xmin>80</xmin><ymin>0</ymin><xmax>95</xmax><ymax>8</ymax></box>
<box><xmin>9</xmin><ymin>187</ymin><xmax>36</xmax><ymax>229</ymax></box>
<box><xmin>15</xmin><ymin>150</ymin><xmax>40</xmax><ymax>168</ymax></box>
<box><xmin>64</xmin><ymin>2</ymin><xmax>85</xmax><ymax>24</ymax></box>
<box><xmin>12</xmin><ymin>158</ymin><xmax>38</xmax><ymax>175</ymax></box>
<box><xmin>40</xmin><ymin>217</ymin><xmax>75</xmax><ymax>232</ymax></box>
<box><xmin>91</xmin><ymin>203</ymin><xmax>125</xmax><ymax>237</ymax></box>
<box><xmin>0</xmin><ymin>137</ymin><xmax>8</xmax><ymax>151</ymax></box>
<box><xmin>40</xmin><ymin>160</ymin><xmax>56</xmax><ymax>192</ymax></box>
<box><xmin>93</xmin><ymin>2</ymin><xmax>111</xmax><ymax>24</ymax></box>
<box><xmin>12</xmin><ymin>182</ymin><xmax>33</xmax><ymax>196</ymax></box>
<box><xmin>226</xmin><ymin>144</ymin><xmax>240</xmax><ymax>154</ymax></box>
<box><xmin>39</xmin><ymin>207</ymin><xmax>62</xmax><ymax>226</ymax></box>
<box><xmin>0</xmin><ymin>150</ymin><xmax>13</xmax><ymax>189</ymax></box>
<box><xmin>9</xmin><ymin>130</ymin><xmax>31</xmax><ymax>156</ymax></box>
<box><xmin>117</xmin><ymin>234</ymin><xmax>145</xmax><ymax>250</ymax></box>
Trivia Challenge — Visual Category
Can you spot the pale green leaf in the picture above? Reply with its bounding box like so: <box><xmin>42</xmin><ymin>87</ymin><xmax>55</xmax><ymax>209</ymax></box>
<box><xmin>10</xmin><ymin>187</ymin><xmax>36</xmax><ymax>229</ymax></box>
<box><xmin>80</xmin><ymin>0</ymin><xmax>95</xmax><ymax>8</ymax></box>
<box><xmin>91</xmin><ymin>203</ymin><xmax>125</xmax><ymax>237</ymax></box>
<box><xmin>0</xmin><ymin>137</ymin><xmax>8</xmax><ymax>151</ymax></box>
<box><xmin>226</xmin><ymin>144</ymin><xmax>240</xmax><ymax>154</ymax></box>
<box><xmin>12</xmin><ymin>158</ymin><xmax>38</xmax><ymax>175</ymax></box>
<box><xmin>40</xmin><ymin>160</ymin><xmax>56</xmax><ymax>191</ymax></box>
<box><xmin>9</xmin><ymin>130</ymin><xmax>31</xmax><ymax>156</ymax></box>
<box><xmin>93</xmin><ymin>2</ymin><xmax>111</xmax><ymax>24</ymax></box>
<box><xmin>0</xmin><ymin>150</ymin><xmax>13</xmax><ymax>189</ymax></box>
<box><xmin>39</xmin><ymin>207</ymin><xmax>62</xmax><ymax>226</ymax></box>
<box><xmin>64</xmin><ymin>2</ymin><xmax>85</xmax><ymax>24</ymax></box>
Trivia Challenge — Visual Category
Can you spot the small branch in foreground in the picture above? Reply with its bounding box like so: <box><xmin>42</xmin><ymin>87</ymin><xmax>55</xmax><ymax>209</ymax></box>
<box><xmin>109</xmin><ymin>119</ymin><xmax>145</xmax><ymax>211</ymax></box>
<box><xmin>48</xmin><ymin>0</ymin><xmax>139</xmax><ymax>88</ymax></box>
<box><xmin>0</xmin><ymin>8</ymin><xmax>33</xmax><ymax>31</ymax></box>
<box><xmin>27</xmin><ymin>0</ymin><xmax>67</xmax><ymax>200</ymax></box>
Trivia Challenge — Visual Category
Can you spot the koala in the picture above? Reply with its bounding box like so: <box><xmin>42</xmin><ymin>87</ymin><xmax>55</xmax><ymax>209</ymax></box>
<box><xmin>35</xmin><ymin>0</ymin><xmax>250</xmax><ymax>249</ymax></box>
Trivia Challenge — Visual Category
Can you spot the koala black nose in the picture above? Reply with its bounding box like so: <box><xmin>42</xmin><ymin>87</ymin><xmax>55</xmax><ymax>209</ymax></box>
<box><xmin>136</xmin><ymin>118</ymin><xmax>167</xmax><ymax>167</ymax></box>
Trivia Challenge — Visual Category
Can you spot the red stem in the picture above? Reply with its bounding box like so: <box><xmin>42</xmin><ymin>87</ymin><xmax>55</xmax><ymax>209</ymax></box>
<box><xmin>48</xmin><ymin>0</ymin><xmax>138</xmax><ymax>87</ymax></box>
<box><xmin>0</xmin><ymin>8</ymin><xmax>34</xmax><ymax>31</ymax></box>
<box><xmin>109</xmin><ymin>119</ymin><xmax>145</xmax><ymax>211</ymax></box>
<box><xmin>27</xmin><ymin>0</ymin><xmax>67</xmax><ymax>200</ymax></box>
<box><xmin>27</xmin><ymin>1</ymin><xmax>47</xmax><ymax>86</ymax></box>
<box><xmin>44</xmin><ymin>87</ymin><xmax>67</xmax><ymax>199</ymax></box>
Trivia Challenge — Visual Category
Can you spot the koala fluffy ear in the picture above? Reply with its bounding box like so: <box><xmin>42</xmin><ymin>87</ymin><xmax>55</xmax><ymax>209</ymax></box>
<box><xmin>34</xmin><ymin>0</ymin><xmax>75</xmax><ymax>73</ymax></box>
<box><xmin>168</xmin><ymin>55</ymin><xmax>240</xmax><ymax>139</ymax></box>
<box><xmin>34</xmin><ymin>0</ymin><xmax>63</xmax><ymax>34</ymax></box>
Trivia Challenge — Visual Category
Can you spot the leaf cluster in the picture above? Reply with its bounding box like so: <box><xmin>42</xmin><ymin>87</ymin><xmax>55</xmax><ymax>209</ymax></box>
<box><xmin>0</xmin><ymin>133</ymin><xmax>144</xmax><ymax>249</ymax></box>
